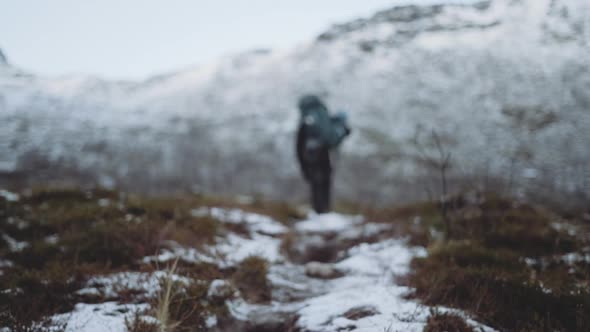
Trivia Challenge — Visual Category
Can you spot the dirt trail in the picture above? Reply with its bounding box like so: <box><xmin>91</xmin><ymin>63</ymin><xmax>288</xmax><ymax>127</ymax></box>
<box><xmin>221</xmin><ymin>212</ymin><xmax>473</xmax><ymax>332</ymax></box>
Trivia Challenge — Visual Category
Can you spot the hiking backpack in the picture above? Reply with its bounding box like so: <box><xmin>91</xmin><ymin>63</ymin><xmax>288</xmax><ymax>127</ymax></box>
<box><xmin>298</xmin><ymin>96</ymin><xmax>349</xmax><ymax>151</ymax></box>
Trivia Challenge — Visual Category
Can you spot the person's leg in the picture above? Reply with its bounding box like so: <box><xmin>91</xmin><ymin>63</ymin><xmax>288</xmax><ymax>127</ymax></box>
<box><xmin>323</xmin><ymin>173</ymin><xmax>332</xmax><ymax>212</ymax></box>
<box><xmin>310</xmin><ymin>180</ymin><xmax>322</xmax><ymax>213</ymax></box>
<box><xmin>309</xmin><ymin>155</ymin><xmax>332</xmax><ymax>214</ymax></box>
<box><xmin>317</xmin><ymin>174</ymin><xmax>331</xmax><ymax>213</ymax></box>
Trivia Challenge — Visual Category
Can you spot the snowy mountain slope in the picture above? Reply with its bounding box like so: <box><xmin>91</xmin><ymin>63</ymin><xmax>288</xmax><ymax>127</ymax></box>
<box><xmin>0</xmin><ymin>0</ymin><xmax>589</xmax><ymax>204</ymax></box>
<box><xmin>0</xmin><ymin>49</ymin><xmax>6</xmax><ymax>65</ymax></box>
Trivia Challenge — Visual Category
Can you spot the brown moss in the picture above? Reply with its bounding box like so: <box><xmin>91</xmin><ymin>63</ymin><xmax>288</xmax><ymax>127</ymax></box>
<box><xmin>238</xmin><ymin>199</ymin><xmax>305</xmax><ymax>225</ymax></box>
<box><xmin>232</xmin><ymin>256</ymin><xmax>271</xmax><ymax>303</ymax></box>
<box><xmin>424</xmin><ymin>311</ymin><xmax>474</xmax><ymax>332</ymax></box>
<box><xmin>406</xmin><ymin>242</ymin><xmax>590</xmax><ymax>331</ymax></box>
<box><xmin>279</xmin><ymin>231</ymin><xmax>297</xmax><ymax>259</ymax></box>
<box><xmin>7</xmin><ymin>241</ymin><xmax>61</xmax><ymax>269</ymax></box>
<box><xmin>125</xmin><ymin>311</ymin><xmax>159</xmax><ymax>332</ymax></box>
<box><xmin>367</xmin><ymin>201</ymin><xmax>440</xmax><ymax>224</ymax></box>
<box><xmin>0</xmin><ymin>261</ymin><xmax>83</xmax><ymax>330</ymax></box>
<box><xmin>370</xmin><ymin>192</ymin><xmax>580</xmax><ymax>252</ymax></box>
<box><xmin>59</xmin><ymin>219</ymin><xmax>159</xmax><ymax>268</ymax></box>
<box><xmin>0</xmin><ymin>187</ymin><xmax>227</xmax><ymax>328</ymax></box>
<box><xmin>400</xmin><ymin>193</ymin><xmax>590</xmax><ymax>331</ymax></box>
<box><xmin>482</xmin><ymin>225</ymin><xmax>577</xmax><ymax>256</ymax></box>
<box><xmin>25</xmin><ymin>187</ymin><xmax>90</xmax><ymax>205</ymax></box>
<box><xmin>427</xmin><ymin>241</ymin><xmax>524</xmax><ymax>271</ymax></box>
<box><xmin>176</xmin><ymin>261</ymin><xmax>225</xmax><ymax>281</ymax></box>
<box><xmin>158</xmin><ymin>216</ymin><xmax>219</xmax><ymax>247</ymax></box>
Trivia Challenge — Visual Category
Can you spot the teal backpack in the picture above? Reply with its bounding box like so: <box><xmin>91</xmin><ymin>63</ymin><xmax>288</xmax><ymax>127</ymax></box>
<box><xmin>329</xmin><ymin>112</ymin><xmax>350</xmax><ymax>148</ymax></box>
<box><xmin>298</xmin><ymin>95</ymin><xmax>349</xmax><ymax>150</ymax></box>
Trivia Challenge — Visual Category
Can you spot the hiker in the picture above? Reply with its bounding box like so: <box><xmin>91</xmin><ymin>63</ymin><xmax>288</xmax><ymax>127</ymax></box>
<box><xmin>296</xmin><ymin>95</ymin><xmax>351</xmax><ymax>214</ymax></box>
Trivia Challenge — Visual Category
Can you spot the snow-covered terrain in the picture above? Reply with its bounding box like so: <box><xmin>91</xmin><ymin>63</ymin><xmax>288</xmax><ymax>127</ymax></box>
<box><xmin>47</xmin><ymin>208</ymin><xmax>496</xmax><ymax>332</ymax></box>
<box><xmin>1</xmin><ymin>0</ymin><xmax>589</xmax><ymax>205</ymax></box>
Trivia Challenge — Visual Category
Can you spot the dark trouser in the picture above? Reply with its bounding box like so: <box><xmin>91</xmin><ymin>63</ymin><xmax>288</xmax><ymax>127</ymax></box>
<box><xmin>300</xmin><ymin>147</ymin><xmax>332</xmax><ymax>214</ymax></box>
<box><xmin>310</xmin><ymin>172</ymin><xmax>331</xmax><ymax>214</ymax></box>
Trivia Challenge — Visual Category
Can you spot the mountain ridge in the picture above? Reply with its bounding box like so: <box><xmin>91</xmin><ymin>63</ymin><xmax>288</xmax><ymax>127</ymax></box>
<box><xmin>1</xmin><ymin>0</ymin><xmax>589</xmax><ymax>206</ymax></box>
<box><xmin>0</xmin><ymin>48</ymin><xmax>6</xmax><ymax>65</ymax></box>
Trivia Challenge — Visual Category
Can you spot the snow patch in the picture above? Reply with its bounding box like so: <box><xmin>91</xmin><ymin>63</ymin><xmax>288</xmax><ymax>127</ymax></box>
<box><xmin>2</xmin><ymin>234</ymin><xmax>29</xmax><ymax>252</ymax></box>
<box><xmin>0</xmin><ymin>189</ymin><xmax>19</xmax><ymax>202</ymax></box>
<box><xmin>296</xmin><ymin>237</ymin><xmax>492</xmax><ymax>332</ymax></box>
<box><xmin>561</xmin><ymin>252</ymin><xmax>590</xmax><ymax>265</ymax></box>
<box><xmin>141</xmin><ymin>244</ymin><xmax>218</xmax><ymax>265</ymax></box>
<box><xmin>336</xmin><ymin>239</ymin><xmax>426</xmax><ymax>276</ymax></box>
<box><xmin>296</xmin><ymin>238</ymin><xmax>429</xmax><ymax>331</ymax></box>
<box><xmin>295</xmin><ymin>213</ymin><xmax>364</xmax><ymax>233</ymax></box>
<box><xmin>216</xmin><ymin>233</ymin><xmax>283</xmax><ymax>264</ymax></box>
<box><xmin>44</xmin><ymin>234</ymin><xmax>59</xmax><ymax>245</ymax></box>
<box><xmin>52</xmin><ymin>302</ymin><xmax>150</xmax><ymax>332</ymax></box>
<box><xmin>77</xmin><ymin>271</ymin><xmax>191</xmax><ymax>299</ymax></box>
<box><xmin>207</xmin><ymin>207</ymin><xmax>288</xmax><ymax>235</ymax></box>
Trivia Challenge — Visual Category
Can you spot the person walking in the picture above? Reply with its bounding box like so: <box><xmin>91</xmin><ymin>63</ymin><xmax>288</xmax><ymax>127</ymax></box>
<box><xmin>296</xmin><ymin>95</ymin><xmax>350</xmax><ymax>213</ymax></box>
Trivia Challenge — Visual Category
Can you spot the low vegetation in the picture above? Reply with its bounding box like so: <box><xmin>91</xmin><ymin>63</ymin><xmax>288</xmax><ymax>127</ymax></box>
<box><xmin>423</xmin><ymin>310</ymin><xmax>473</xmax><ymax>332</ymax></box>
<box><xmin>2</xmin><ymin>186</ymin><xmax>588</xmax><ymax>331</ymax></box>
<box><xmin>377</xmin><ymin>192</ymin><xmax>590</xmax><ymax>331</ymax></box>
<box><xmin>232</xmin><ymin>256</ymin><xmax>271</xmax><ymax>304</ymax></box>
<box><xmin>0</xmin><ymin>187</ymin><xmax>272</xmax><ymax>331</ymax></box>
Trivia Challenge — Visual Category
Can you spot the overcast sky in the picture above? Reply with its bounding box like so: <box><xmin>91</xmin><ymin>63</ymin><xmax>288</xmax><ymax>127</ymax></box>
<box><xmin>0</xmin><ymin>0</ymin><xmax>456</xmax><ymax>80</ymax></box>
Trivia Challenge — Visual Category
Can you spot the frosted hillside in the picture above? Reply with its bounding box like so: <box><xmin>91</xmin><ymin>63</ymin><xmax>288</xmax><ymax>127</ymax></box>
<box><xmin>0</xmin><ymin>0</ymin><xmax>589</xmax><ymax>205</ymax></box>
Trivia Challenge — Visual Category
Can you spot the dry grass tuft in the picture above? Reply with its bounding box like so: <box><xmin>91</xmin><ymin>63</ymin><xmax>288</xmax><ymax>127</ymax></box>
<box><xmin>0</xmin><ymin>187</ymin><xmax>226</xmax><ymax>329</ymax></box>
<box><xmin>232</xmin><ymin>256</ymin><xmax>271</xmax><ymax>303</ymax></box>
<box><xmin>424</xmin><ymin>310</ymin><xmax>473</xmax><ymax>332</ymax></box>
<box><xmin>401</xmin><ymin>193</ymin><xmax>590</xmax><ymax>331</ymax></box>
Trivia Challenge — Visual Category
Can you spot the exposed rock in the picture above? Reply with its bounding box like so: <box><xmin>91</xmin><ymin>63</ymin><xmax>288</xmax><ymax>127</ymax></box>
<box><xmin>342</xmin><ymin>305</ymin><xmax>380</xmax><ymax>320</ymax></box>
<box><xmin>242</xmin><ymin>311</ymin><xmax>298</xmax><ymax>332</ymax></box>
<box><xmin>317</xmin><ymin>1</ymin><xmax>495</xmax><ymax>44</ymax></box>
<box><xmin>304</xmin><ymin>261</ymin><xmax>344</xmax><ymax>279</ymax></box>
<box><xmin>374</xmin><ymin>4</ymin><xmax>444</xmax><ymax>23</ymax></box>
<box><xmin>221</xmin><ymin>305</ymin><xmax>298</xmax><ymax>332</ymax></box>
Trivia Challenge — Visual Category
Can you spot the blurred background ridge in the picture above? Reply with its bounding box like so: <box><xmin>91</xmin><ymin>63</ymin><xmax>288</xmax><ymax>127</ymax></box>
<box><xmin>0</xmin><ymin>0</ymin><xmax>589</xmax><ymax>209</ymax></box>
